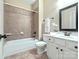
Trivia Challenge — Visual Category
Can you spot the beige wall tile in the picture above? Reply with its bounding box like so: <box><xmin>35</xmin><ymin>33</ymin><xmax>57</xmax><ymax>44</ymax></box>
<box><xmin>4</xmin><ymin>4</ymin><xmax>32</xmax><ymax>41</ymax></box>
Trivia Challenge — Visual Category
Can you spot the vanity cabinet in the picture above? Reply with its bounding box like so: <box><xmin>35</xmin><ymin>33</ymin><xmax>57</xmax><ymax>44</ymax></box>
<box><xmin>46</xmin><ymin>36</ymin><xmax>78</xmax><ymax>59</ymax></box>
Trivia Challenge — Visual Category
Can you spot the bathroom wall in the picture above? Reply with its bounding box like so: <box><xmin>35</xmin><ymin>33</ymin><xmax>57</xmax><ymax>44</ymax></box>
<box><xmin>43</xmin><ymin>0</ymin><xmax>78</xmax><ymax>31</ymax></box>
<box><xmin>4</xmin><ymin>4</ymin><xmax>32</xmax><ymax>41</ymax></box>
<box><xmin>43</xmin><ymin>0</ymin><xmax>59</xmax><ymax>24</ymax></box>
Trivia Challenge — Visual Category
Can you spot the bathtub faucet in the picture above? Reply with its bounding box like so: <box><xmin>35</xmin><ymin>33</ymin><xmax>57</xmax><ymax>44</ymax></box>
<box><xmin>0</xmin><ymin>34</ymin><xmax>7</xmax><ymax>39</ymax></box>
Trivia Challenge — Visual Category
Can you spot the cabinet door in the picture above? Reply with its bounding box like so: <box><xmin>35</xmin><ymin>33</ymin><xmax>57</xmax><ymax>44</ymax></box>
<box><xmin>47</xmin><ymin>43</ymin><xmax>59</xmax><ymax>59</ymax></box>
<box><xmin>64</xmin><ymin>48</ymin><xmax>77</xmax><ymax>59</ymax></box>
<box><xmin>47</xmin><ymin>43</ymin><xmax>53</xmax><ymax>59</ymax></box>
<box><xmin>59</xmin><ymin>49</ymin><xmax>64</xmax><ymax>59</ymax></box>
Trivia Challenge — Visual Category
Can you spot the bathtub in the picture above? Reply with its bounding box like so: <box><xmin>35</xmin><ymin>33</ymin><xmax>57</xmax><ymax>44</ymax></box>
<box><xmin>4</xmin><ymin>38</ymin><xmax>38</xmax><ymax>57</ymax></box>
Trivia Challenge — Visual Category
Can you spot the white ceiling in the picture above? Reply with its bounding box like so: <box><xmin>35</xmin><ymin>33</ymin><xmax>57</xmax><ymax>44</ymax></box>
<box><xmin>24</xmin><ymin>0</ymin><xmax>36</xmax><ymax>5</ymax></box>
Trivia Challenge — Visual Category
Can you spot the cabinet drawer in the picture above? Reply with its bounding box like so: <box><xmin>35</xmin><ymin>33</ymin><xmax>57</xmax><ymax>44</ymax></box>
<box><xmin>54</xmin><ymin>38</ymin><xmax>66</xmax><ymax>46</ymax></box>
<box><xmin>66</xmin><ymin>41</ymin><xmax>78</xmax><ymax>52</ymax></box>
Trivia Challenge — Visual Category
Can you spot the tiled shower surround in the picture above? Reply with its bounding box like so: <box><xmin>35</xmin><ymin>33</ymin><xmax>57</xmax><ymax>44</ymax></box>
<box><xmin>4</xmin><ymin>4</ymin><xmax>32</xmax><ymax>41</ymax></box>
<box><xmin>4</xmin><ymin>4</ymin><xmax>38</xmax><ymax>41</ymax></box>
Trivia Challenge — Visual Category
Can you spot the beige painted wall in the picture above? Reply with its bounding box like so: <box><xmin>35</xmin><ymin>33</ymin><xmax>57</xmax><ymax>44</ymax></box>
<box><xmin>44</xmin><ymin>0</ymin><xmax>59</xmax><ymax>31</ymax></box>
<box><xmin>4</xmin><ymin>4</ymin><xmax>32</xmax><ymax>41</ymax></box>
<box><xmin>43</xmin><ymin>0</ymin><xmax>78</xmax><ymax>31</ymax></box>
<box><xmin>4</xmin><ymin>0</ymin><xmax>32</xmax><ymax>11</ymax></box>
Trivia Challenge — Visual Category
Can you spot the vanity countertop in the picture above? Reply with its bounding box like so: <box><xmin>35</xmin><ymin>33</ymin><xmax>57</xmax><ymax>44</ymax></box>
<box><xmin>43</xmin><ymin>32</ymin><xmax>78</xmax><ymax>42</ymax></box>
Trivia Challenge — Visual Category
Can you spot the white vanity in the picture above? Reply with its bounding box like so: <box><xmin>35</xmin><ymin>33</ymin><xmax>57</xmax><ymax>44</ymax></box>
<box><xmin>43</xmin><ymin>32</ymin><xmax>78</xmax><ymax>59</ymax></box>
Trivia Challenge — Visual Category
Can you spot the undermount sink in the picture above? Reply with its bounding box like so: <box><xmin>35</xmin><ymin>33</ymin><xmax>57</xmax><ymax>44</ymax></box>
<box><xmin>49</xmin><ymin>32</ymin><xmax>78</xmax><ymax>42</ymax></box>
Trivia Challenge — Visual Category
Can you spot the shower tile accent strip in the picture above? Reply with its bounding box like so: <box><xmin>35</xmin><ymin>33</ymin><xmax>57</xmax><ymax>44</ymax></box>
<box><xmin>5</xmin><ymin>48</ymin><xmax>48</xmax><ymax>59</ymax></box>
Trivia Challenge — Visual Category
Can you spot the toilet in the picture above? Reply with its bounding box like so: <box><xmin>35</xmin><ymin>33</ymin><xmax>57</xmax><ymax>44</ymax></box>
<box><xmin>36</xmin><ymin>41</ymin><xmax>47</xmax><ymax>54</ymax></box>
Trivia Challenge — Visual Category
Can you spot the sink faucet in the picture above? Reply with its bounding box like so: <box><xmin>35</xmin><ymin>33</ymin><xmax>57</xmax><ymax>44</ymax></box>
<box><xmin>64</xmin><ymin>31</ymin><xmax>71</xmax><ymax>36</ymax></box>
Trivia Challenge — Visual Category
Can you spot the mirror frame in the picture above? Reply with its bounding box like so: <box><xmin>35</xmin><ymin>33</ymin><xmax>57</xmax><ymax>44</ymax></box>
<box><xmin>59</xmin><ymin>3</ymin><xmax>78</xmax><ymax>31</ymax></box>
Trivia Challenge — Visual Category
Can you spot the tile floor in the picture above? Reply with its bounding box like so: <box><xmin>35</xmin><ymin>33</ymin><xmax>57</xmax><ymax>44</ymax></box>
<box><xmin>5</xmin><ymin>48</ymin><xmax>48</xmax><ymax>59</ymax></box>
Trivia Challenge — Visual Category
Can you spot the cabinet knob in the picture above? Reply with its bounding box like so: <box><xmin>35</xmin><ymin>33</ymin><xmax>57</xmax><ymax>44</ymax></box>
<box><xmin>56</xmin><ymin>47</ymin><xmax>59</xmax><ymax>49</ymax></box>
<box><xmin>74</xmin><ymin>46</ymin><xmax>78</xmax><ymax>49</ymax></box>
<box><xmin>49</xmin><ymin>39</ymin><xmax>51</xmax><ymax>40</ymax></box>
<box><xmin>60</xmin><ymin>49</ymin><xmax>63</xmax><ymax>51</ymax></box>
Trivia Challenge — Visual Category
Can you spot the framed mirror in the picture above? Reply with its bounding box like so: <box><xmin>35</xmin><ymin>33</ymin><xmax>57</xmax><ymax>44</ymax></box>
<box><xmin>59</xmin><ymin>3</ymin><xmax>78</xmax><ymax>31</ymax></box>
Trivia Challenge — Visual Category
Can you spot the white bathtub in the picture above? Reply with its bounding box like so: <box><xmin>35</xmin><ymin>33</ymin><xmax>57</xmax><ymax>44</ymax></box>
<box><xmin>4</xmin><ymin>38</ymin><xmax>38</xmax><ymax>57</ymax></box>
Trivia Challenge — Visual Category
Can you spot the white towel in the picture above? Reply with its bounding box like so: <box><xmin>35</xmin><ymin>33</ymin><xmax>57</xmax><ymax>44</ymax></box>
<box><xmin>44</xmin><ymin>18</ymin><xmax>51</xmax><ymax>33</ymax></box>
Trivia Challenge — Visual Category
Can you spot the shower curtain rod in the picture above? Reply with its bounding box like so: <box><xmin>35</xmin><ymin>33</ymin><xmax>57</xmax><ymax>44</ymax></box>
<box><xmin>4</xmin><ymin>3</ymin><xmax>38</xmax><ymax>13</ymax></box>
